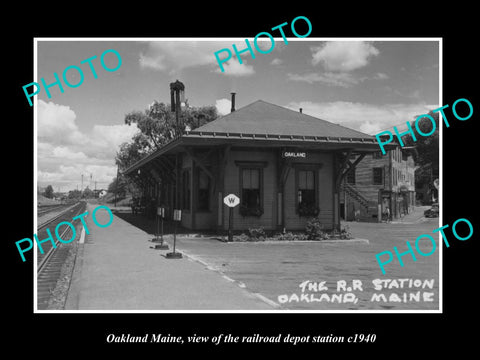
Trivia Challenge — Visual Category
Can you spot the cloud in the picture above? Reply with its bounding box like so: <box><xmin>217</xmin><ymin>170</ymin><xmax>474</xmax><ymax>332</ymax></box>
<box><xmin>311</xmin><ymin>41</ymin><xmax>380</xmax><ymax>71</ymax></box>
<box><xmin>139</xmin><ymin>40</ymin><xmax>257</xmax><ymax>76</ymax></box>
<box><xmin>374</xmin><ymin>72</ymin><xmax>389</xmax><ymax>80</ymax></box>
<box><xmin>214</xmin><ymin>59</ymin><xmax>255</xmax><ymax>77</ymax></box>
<box><xmin>37</xmin><ymin>100</ymin><xmax>139</xmax><ymax>190</ymax></box>
<box><xmin>38</xmin><ymin>100</ymin><xmax>85</xmax><ymax>145</ymax></box>
<box><xmin>286</xmin><ymin>100</ymin><xmax>438</xmax><ymax>135</ymax></box>
<box><xmin>359</xmin><ymin>120</ymin><xmax>383</xmax><ymax>134</ymax></box>
<box><xmin>52</xmin><ymin>146</ymin><xmax>88</xmax><ymax>160</ymax></box>
<box><xmin>287</xmin><ymin>71</ymin><xmax>389</xmax><ymax>88</ymax></box>
<box><xmin>215</xmin><ymin>98</ymin><xmax>232</xmax><ymax>116</ymax></box>
<box><xmin>270</xmin><ymin>58</ymin><xmax>283</xmax><ymax>65</ymax></box>
<box><xmin>90</xmin><ymin>124</ymin><xmax>139</xmax><ymax>159</ymax></box>
<box><xmin>287</xmin><ymin>72</ymin><xmax>360</xmax><ymax>88</ymax></box>
<box><xmin>139</xmin><ymin>41</ymin><xmax>222</xmax><ymax>72</ymax></box>
<box><xmin>139</xmin><ymin>53</ymin><xmax>167</xmax><ymax>71</ymax></box>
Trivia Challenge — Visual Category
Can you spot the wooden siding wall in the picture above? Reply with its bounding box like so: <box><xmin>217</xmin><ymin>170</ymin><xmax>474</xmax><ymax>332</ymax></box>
<box><xmin>351</xmin><ymin>153</ymin><xmax>389</xmax><ymax>201</ymax></box>
<box><xmin>179</xmin><ymin>152</ymin><xmax>216</xmax><ymax>230</ymax></box>
<box><xmin>342</xmin><ymin>150</ymin><xmax>416</xmax><ymax>221</ymax></box>
<box><xmin>222</xmin><ymin>149</ymin><xmax>334</xmax><ymax>231</ymax></box>
<box><xmin>176</xmin><ymin>148</ymin><xmax>336</xmax><ymax>231</ymax></box>
<box><xmin>223</xmin><ymin>149</ymin><xmax>277</xmax><ymax>230</ymax></box>
<box><xmin>284</xmin><ymin>152</ymin><xmax>334</xmax><ymax>230</ymax></box>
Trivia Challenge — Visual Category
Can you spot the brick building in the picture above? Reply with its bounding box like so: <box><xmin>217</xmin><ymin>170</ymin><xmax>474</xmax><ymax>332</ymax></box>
<box><xmin>123</xmin><ymin>99</ymin><xmax>388</xmax><ymax>232</ymax></box>
<box><xmin>340</xmin><ymin>147</ymin><xmax>416</xmax><ymax>222</ymax></box>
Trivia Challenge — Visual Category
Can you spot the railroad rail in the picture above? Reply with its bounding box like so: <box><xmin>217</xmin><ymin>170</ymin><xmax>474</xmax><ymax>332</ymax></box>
<box><xmin>37</xmin><ymin>203</ymin><xmax>81</xmax><ymax>230</ymax></box>
<box><xmin>37</xmin><ymin>204</ymin><xmax>66</xmax><ymax>217</ymax></box>
<box><xmin>36</xmin><ymin>201</ymin><xmax>86</xmax><ymax>310</ymax></box>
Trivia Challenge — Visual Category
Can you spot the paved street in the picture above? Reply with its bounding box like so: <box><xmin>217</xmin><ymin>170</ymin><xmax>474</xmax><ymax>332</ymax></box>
<box><xmin>117</xmin><ymin>209</ymin><xmax>440</xmax><ymax>311</ymax></box>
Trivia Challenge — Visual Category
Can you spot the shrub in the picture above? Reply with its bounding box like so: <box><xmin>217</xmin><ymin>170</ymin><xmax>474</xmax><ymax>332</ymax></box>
<box><xmin>247</xmin><ymin>227</ymin><xmax>266</xmax><ymax>241</ymax></box>
<box><xmin>327</xmin><ymin>226</ymin><xmax>353</xmax><ymax>240</ymax></box>
<box><xmin>235</xmin><ymin>233</ymin><xmax>250</xmax><ymax>242</ymax></box>
<box><xmin>275</xmin><ymin>232</ymin><xmax>309</xmax><ymax>241</ymax></box>
<box><xmin>277</xmin><ymin>232</ymin><xmax>294</xmax><ymax>241</ymax></box>
<box><xmin>340</xmin><ymin>225</ymin><xmax>353</xmax><ymax>239</ymax></box>
<box><xmin>305</xmin><ymin>217</ymin><xmax>329</xmax><ymax>240</ymax></box>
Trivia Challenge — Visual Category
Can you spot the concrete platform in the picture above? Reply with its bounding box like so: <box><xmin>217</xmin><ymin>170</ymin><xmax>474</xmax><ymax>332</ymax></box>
<box><xmin>65</xmin><ymin>203</ymin><xmax>274</xmax><ymax>311</ymax></box>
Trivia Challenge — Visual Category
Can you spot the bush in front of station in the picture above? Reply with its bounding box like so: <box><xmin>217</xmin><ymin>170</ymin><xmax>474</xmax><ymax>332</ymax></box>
<box><xmin>232</xmin><ymin>219</ymin><xmax>353</xmax><ymax>242</ymax></box>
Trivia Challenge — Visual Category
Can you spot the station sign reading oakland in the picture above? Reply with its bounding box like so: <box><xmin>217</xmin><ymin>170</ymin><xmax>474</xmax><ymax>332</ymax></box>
<box><xmin>282</xmin><ymin>151</ymin><xmax>307</xmax><ymax>158</ymax></box>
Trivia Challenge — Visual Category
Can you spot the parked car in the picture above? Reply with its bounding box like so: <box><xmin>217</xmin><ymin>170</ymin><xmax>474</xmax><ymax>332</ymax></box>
<box><xmin>424</xmin><ymin>203</ymin><xmax>439</xmax><ymax>218</ymax></box>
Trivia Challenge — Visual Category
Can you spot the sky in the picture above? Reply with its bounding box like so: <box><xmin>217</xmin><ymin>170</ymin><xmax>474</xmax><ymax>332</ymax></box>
<box><xmin>35</xmin><ymin>38</ymin><xmax>440</xmax><ymax>193</ymax></box>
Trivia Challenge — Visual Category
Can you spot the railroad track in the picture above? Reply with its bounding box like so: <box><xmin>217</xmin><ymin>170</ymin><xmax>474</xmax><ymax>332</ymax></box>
<box><xmin>37</xmin><ymin>204</ymin><xmax>66</xmax><ymax>217</ymax></box>
<box><xmin>37</xmin><ymin>203</ymin><xmax>80</xmax><ymax>230</ymax></box>
<box><xmin>36</xmin><ymin>201</ymin><xmax>86</xmax><ymax>310</ymax></box>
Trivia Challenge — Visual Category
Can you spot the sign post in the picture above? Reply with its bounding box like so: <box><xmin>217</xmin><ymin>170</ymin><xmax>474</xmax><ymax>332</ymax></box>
<box><xmin>223</xmin><ymin>194</ymin><xmax>240</xmax><ymax>242</ymax></box>
<box><xmin>166</xmin><ymin>209</ymin><xmax>182</xmax><ymax>258</ymax></box>
<box><xmin>151</xmin><ymin>207</ymin><xmax>168</xmax><ymax>249</ymax></box>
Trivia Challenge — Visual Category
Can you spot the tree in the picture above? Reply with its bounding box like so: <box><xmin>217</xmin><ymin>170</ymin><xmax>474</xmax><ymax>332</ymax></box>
<box><xmin>107</xmin><ymin>176</ymin><xmax>128</xmax><ymax>199</ymax></box>
<box><xmin>403</xmin><ymin>111</ymin><xmax>439</xmax><ymax>196</ymax></box>
<box><xmin>406</xmin><ymin>111</ymin><xmax>439</xmax><ymax>175</ymax></box>
<box><xmin>44</xmin><ymin>185</ymin><xmax>54</xmax><ymax>199</ymax></box>
<box><xmin>68</xmin><ymin>189</ymin><xmax>82</xmax><ymax>199</ymax></box>
<box><xmin>115</xmin><ymin>133</ymin><xmax>153</xmax><ymax>170</ymax></box>
<box><xmin>116</xmin><ymin>100</ymin><xmax>218</xmax><ymax>171</ymax></box>
<box><xmin>82</xmin><ymin>186</ymin><xmax>94</xmax><ymax>199</ymax></box>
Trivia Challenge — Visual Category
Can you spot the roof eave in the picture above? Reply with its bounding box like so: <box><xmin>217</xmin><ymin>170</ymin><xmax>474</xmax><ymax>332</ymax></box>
<box><xmin>123</xmin><ymin>133</ymin><xmax>395</xmax><ymax>175</ymax></box>
<box><xmin>122</xmin><ymin>137</ymin><xmax>184</xmax><ymax>175</ymax></box>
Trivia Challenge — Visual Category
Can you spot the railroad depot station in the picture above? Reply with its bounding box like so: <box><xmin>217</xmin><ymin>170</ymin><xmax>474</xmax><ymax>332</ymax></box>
<box><xmin>123</xmin><ymin>96</ymin><xmax>408</xmax><ymax>233</ymax></box>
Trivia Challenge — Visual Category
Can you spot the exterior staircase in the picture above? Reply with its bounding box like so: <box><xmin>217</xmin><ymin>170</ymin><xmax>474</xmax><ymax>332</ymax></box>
<box><xmin>341</xmin><ymin>183</ymin><xmax>369</xmax><ymax>211</ymax></box>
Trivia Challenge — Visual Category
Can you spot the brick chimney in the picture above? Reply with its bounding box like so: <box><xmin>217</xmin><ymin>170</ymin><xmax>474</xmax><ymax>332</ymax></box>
<box><xmin>231</xmin><ymin>92</ymin><xmax>236</xmax><ymax>113</ymax></box>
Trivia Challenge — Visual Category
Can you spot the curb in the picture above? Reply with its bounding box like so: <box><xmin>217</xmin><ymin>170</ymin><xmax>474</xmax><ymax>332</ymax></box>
<box><xmin>64</xmin><ymin>229</ymin><xmax>87</xmax><ymax>310</ymax></box>
<box><xmin>224</xmin><ymin>238</ymin><xmax>370</xmax><ymax>245</ymax></box>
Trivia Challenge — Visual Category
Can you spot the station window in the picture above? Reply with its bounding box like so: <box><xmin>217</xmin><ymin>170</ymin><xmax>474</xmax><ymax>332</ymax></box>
<box><xmin>241</xmin><ymin>168</ymin><xmax>262</xmax><ymax>210</ymax></box>
<box><xmin>197</xmin><ymin>169</ymin><xmax>210</xmax><ymax>211</ymax></box>
<box><xmin>296</xmin><ymin>168</ymin><xmax>318</xmax><ymax>216</ymax></box>
<box><xmin>235</xmin><ymin>161</ymin><xmax>267</xmax><ymax>217</ymax></box>
<box><xmin>182</xmin><ymin>169</ymin><xmax>190</xmax><ymax>210</ymax></box>
<box><xmin>373</xmin><ymin>167</ymin><xmax>383</xmax><ymax>185</ymax></box>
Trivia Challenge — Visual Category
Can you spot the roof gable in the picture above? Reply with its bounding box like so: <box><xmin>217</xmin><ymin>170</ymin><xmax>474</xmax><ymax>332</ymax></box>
<box><xmin>190</xmin><ymin>100</ymin><xmax>373</xmax><ymax>140</ymax></box>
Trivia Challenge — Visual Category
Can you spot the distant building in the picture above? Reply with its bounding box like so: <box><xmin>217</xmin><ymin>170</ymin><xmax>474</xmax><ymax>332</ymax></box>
<box><xmin>93</xmin><ymin>189</ymin><xmax>108</xmax><ymax>198</ymax></box>
<box><xmin>340</xmin><ymin>147</ymin><xmax>416</xmax><ymax>222</ymax></box>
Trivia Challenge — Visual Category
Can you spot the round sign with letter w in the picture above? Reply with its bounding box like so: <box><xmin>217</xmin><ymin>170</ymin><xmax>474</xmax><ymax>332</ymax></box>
<box><xmin>224</xmin><ymin>194</ymin><xmax>240</xmax><ymax>208</ymax></box>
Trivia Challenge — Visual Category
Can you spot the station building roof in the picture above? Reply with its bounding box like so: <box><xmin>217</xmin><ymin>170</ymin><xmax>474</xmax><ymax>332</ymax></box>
<box><xmin>189</xmin><ymin>100</ymin><xmax>374</xmax><ymax>140</ymax></box>
<box><xmin>123</xmin><ymin>100</ymin><xmax>387</xmax><ymax>175</ymax></box>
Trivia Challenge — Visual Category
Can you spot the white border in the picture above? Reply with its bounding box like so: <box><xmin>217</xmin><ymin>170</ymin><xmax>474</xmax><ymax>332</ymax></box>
<box><xmin>33</xmin><ymin>37</ymin><xmax>442</xmax><ymax>314</ymax></box>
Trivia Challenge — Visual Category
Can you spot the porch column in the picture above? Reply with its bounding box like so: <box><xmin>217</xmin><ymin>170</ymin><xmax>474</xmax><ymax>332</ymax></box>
<box><xmin>217</xmin><ymin>145</ymin><xmax>230</xmax><ymax>231</ymax></box>
<box><xmin>191</xmin><ymin>161</ymin><xmax>196</xmax><ymax>229</ymax></box>
<box><xmin>276</xmin><ymin>149</ymin><xmax>290</xmax><ymax>231</ymax></box>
